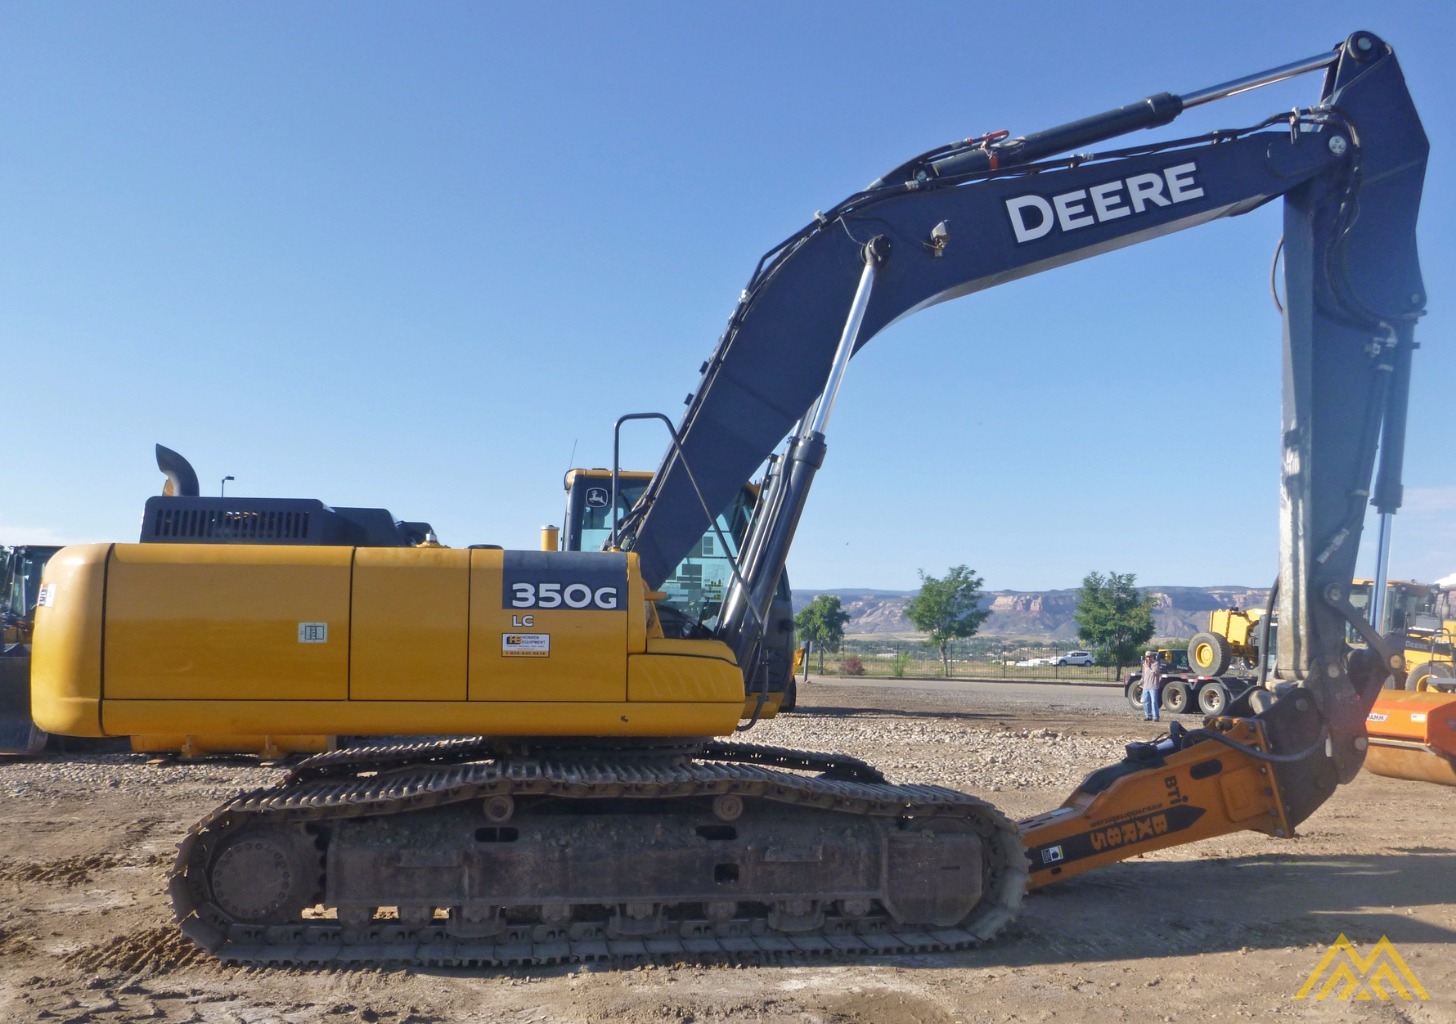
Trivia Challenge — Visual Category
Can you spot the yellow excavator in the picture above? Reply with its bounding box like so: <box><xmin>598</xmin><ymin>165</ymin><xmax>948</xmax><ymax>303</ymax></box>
<box><xmin>30</xmin><ymin>32</ymin><xmax>1430</xmax><ymax>964</ymax></box>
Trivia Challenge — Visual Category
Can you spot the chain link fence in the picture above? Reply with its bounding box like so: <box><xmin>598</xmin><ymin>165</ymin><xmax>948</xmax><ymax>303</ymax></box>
<box><xmin>807</xmin><ymin>638</ymin><xmax>1125</xmax><ymax>683</ymax></box>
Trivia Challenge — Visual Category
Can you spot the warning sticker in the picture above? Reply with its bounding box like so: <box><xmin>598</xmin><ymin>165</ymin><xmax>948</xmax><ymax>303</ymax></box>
<box><xmin>502</xmin><ymin>633</ymin><xmax>550</xmax><ymax>658</ymax></box>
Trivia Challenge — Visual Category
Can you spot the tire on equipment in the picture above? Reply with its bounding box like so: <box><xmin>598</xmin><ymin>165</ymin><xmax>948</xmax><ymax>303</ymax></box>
<box><xmin>1188</xmin><ymin>631</ymin><xmax>1232</xmax><ymax>677</ymax></box>
<box><xmin>1411</xmin><ymin>661</ymin><xmax>1455</xmax><ymax>693</ymax></box>
<box><xmin>1161</xmin><ymin>679</ymin><xmax>1192</xmax><ymax>715</ymax></box>
<box><xmin>1125</xmin><ymin>677</ymin><xmax>1147</xmax><ymax>711</ymax></box>
<box><xmin>1197</xmin><ymin>680</ymin><xmax>1230</xmax><ymax>717</ymax></box>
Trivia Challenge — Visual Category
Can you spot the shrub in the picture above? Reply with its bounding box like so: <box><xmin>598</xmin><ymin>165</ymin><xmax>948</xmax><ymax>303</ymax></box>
<box><xmin>841</xmin><ymin>655</ymin><xmax>866</xmax><ymax>677</ymax></box>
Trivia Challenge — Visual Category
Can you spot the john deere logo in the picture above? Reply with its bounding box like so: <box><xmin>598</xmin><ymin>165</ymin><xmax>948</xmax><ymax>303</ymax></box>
<box><xmin>1295</xmin><ymin>934</ymin><xmax>1429</xmax><ymax>1001</ymax></box>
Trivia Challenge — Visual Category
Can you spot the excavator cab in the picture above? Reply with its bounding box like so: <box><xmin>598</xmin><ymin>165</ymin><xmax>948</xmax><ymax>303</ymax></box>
<box><xmin>559</xmin><ymin>468</ymin><xmax>797</xmax><ymax>710</ymax></box>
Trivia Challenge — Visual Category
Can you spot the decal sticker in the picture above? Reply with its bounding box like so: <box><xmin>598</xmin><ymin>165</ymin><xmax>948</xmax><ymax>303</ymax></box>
<box><xmin>1367</xmin><ymin>712</ymin><xmax>1389</xmax><ymax>723</ymax></box>
<box><xmin>1025</xmin><ymin>804</ymin><xmax>1206</xmax><ymax>870</ymax></box>
<box><xmin>502</xmin><ymin>551</ymin><xmax>627</xmax><ymax>612</ymax></box>
<box><xmin>37</xmin><ymin>583</ymin><xmax>57</xmax><ymax>608</ymax></box>
<box><xmin>585</xmin><ymin>486</ymin><xmax>609</xmax><ymax>508</ymax></box>
<box><xmin>297</xmin><ymin>622</ymin><xmax>328</xmax><ymax>643</ymax></box>
<box><xmin>502</xmin><ymin>633</ymin><xmax>550</xmax><ymax>657</ymax></box>
<box><xmin>1005</xmin><ymin>161</ymin><xmax>1205</xmax><ymax>244</ymax></box>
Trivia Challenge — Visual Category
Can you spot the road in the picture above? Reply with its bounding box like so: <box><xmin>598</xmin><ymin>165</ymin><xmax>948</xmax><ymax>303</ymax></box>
<box><xmin>800</xmin><ymin>673</ymin><xmax>1130</xmax><ymax>716</ymax></box>
<box><xmin>792</xmin><ymin>672</ymin><xmax>1129</xmax><ymax>728</ymax></box>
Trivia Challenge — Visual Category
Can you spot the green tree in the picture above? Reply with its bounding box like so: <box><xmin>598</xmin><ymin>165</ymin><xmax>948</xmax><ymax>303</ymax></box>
<box><xmin>794</xmin><ymin>595</ymin><xmax>851</xmax><ymax>673</ymax></box>
<box><xmin>1073</xmin><ymin>571</ymin><xmax>1156</xmax><ymax>678</ymax></box>
<box><xmin>904</xmin><ymin>565</ymin><xmax>991</xmax><ymax>677</ymax></box>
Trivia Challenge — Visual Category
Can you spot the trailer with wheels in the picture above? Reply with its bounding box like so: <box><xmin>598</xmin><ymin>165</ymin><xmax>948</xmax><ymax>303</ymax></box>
<box><xmin>1125</xmin><ymin>671</ymin><xmax>1259</xmax><ymax>718</ymax></box>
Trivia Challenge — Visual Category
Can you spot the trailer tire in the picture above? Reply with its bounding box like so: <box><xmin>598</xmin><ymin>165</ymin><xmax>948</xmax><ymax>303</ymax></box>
<box><xmin>1125</xmin><ymin>676</ymin><xmax>1146</xmax><ymax>710</ymax></box>
<box><xmin>1161</xmin><ymin>679</ymin><xmax>1192</xmax><ymax>715</ymax></box>
<box><xmin>1189</xmin><ymin>631</ymin><xmax>1232</xmax><ymax>677</ymax></box>
<box><xmin>1197</xmin><ymin>680</ymin><xmax>1229</xmax><ymax>717</ymax></box>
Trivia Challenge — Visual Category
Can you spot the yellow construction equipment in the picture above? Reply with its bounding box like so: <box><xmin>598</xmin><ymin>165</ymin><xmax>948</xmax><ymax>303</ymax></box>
<box><xmin>1350</xmin><ymin>579</ymin><xmax>1455</xmax><ymax>691</ymax></box>
<box><xmin>26</xmin><ymin>33</ymin><xmax>1432</xmax><ymax>966</ymax></box>
<box><xmin>1188</xmin><ymin>608</ymin><xmax>1266</xmax><ymax>677</ymax></box>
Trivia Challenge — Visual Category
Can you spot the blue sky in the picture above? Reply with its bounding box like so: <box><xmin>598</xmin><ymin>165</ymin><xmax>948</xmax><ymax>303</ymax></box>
<box><xmin>4</xmin><ymin>2</ymin><xmax>1453</xmax><ymax>592</ymax></box>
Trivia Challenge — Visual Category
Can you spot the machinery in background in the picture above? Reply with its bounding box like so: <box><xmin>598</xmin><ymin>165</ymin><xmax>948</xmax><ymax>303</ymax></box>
<box><xmin>1188</xmin><ymin>608</ymin><xmax>1267</xmax><ymax>677</ymax></box>
<box><xmin>29</xmin><ymin>32</ymin><xmax>1429</xmax><ymax>963</ymax></box>
<box><xmin>1134</xmin><ymin>583</ymin><xmax>1456</xmax><ymax>787</ymax></box>
<box><xmin>1362</xmin><ymin>584</ymin><xmax>1456</xmax><ymax>784</ymax></box>
<box><xmin>1124</xmin><ymin>633</ymin><xmax>1263</xmax><ymax>718</ymax></box>
<box><xmin>1363</xmin><ymin>688</ymin><xmax>1456</xmax><ymax>786</ymax></box>
<box><xmin>1350</xmin><ymin>579</ymin><xmax>1455</xmax><ymax>690</ymax></box>
<box><xmin>1182</xmin><ymin>580</ymin><xmax>1453</xmax><ymax>692</ymax></box>
<box><xmin>0</xmin><ymin>544</ymin><xmax>61</xmax><ymax>754</ymax></box>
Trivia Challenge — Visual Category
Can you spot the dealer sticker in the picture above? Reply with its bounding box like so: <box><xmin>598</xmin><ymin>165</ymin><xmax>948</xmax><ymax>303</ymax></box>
<box><xmin>502</xmin><ymin>632</ymin><xmax>551</xmax><ymax>658</ymax></box>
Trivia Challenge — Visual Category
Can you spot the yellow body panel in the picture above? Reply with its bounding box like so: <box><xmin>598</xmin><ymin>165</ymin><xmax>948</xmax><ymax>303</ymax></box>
<box><xmin>104</xmin><ymin>544</ymin><xmax>352</xmax><ymax>701</ymax></box>
<box><xmin>466</xmin><ymin>550</ymin><xmax>626</xmax><ymax>702</ymax></box>
<box><xmin>29</xmin><ymin>544</ymin><xmax>107</xmax><ymax>736</ymax></box>
<box><xmin>628</xmin><ymin>639</ymin><xmax>742</xmax><ymax>704</ymax></box>
<box><xmin>351</xmin><ymin>547</ymin><xmax>469</xmax><ymax>701</ymax></box>
<box><xmin>1207</xmin><ymin>607</ymin><xmax>1263</xmax><ymax>647</ymax></box>
<box><xmin>31</xmin><ymin>543</ymin><xmax>744</xmax><ymax>739</ymax></box>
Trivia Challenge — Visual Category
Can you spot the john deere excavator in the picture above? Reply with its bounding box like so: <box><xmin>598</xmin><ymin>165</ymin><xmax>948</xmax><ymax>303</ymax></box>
<box><xmin>30</xmin><ymin>32</ymin><xmax>1427</xmax><ymax>964</ymax></box>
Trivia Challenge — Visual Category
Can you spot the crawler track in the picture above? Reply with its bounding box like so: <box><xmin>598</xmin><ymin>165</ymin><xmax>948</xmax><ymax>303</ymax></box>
<box><xmin>170</xmin><ymin>739</ymin><xmax>1026</xmax><ymax>967</ymax></box>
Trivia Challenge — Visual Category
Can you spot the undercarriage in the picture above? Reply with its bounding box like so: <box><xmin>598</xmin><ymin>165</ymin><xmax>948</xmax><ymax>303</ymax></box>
<box><xmin>170</xmin><ymin>738</ymin><xmax>1027</xmax><ymax>966</ymax></box>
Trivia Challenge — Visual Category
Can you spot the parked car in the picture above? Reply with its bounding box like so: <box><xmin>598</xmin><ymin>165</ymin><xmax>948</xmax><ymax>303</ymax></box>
<box><xmin>1055</xmin><ymin>650</ymin><xmax>1096</xmax><ymax>667</ymax></box>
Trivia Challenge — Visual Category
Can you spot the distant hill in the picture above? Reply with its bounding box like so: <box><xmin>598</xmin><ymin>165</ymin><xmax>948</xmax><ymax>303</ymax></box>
<box><xmin>792</xmin><ymin>585</ymin><xmax>1270</xmax><ymax>641</ymax></box>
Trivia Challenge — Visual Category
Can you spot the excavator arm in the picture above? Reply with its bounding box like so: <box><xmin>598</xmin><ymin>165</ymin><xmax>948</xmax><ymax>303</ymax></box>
<box><xmin>623</xmin><ymin>31</ymin><xmax>1426</xmax><ymax>849</ymax></box>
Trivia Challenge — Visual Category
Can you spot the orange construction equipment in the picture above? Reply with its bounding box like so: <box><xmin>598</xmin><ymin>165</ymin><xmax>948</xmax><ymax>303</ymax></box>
<box><xmin>1363</xmin><ymin>690</ymin><xmax>1456</xmax><ymax>787</ymax></box>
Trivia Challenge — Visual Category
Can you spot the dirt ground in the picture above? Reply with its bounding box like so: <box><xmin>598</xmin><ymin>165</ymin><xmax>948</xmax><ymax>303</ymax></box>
<box><xmin>1</xmin><ymin>680</ymin><xmax>1452</xmax><ymax>1023</ymax></box>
